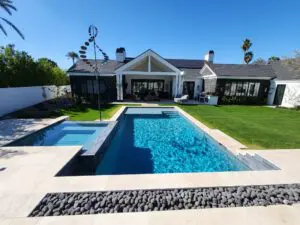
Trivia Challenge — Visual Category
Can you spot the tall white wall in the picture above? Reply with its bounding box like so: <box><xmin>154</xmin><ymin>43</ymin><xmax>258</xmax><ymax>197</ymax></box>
<box><xmin>0</xmin><ymin>85</ymin><xmax>71</xmax><ymax>117</ymax></box>
<box><xmin>268</xmin><ymin>79</ymin><xmax>300</xmax><ymax>107</ymax></box>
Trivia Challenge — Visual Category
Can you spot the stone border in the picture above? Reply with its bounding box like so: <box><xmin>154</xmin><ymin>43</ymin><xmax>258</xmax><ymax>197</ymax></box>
<box><xmin>29</xmin><ymin>184</ymin><xmax>300</xmax><ymax>217</ymax></box>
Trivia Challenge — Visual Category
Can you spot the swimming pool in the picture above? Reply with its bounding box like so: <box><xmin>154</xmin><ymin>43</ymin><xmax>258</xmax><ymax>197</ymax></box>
<box><xmin>96</xmin><ymin>107</ymin><xmax>249</xmax><ymax>175</ymax></box>
<box><xmin>6</xmin><ymin>121</ymin><xmax>108</xmax><ymax>151</ymax></box>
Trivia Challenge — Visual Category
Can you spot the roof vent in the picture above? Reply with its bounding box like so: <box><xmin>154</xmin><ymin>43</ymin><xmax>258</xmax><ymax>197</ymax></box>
<box><xmin>204</xmin><ymin>50</ymin><xmax>214</xmax><ymax>63</ymax></box>
<box><xmin>116</xmin><ymin>47</ymin><xmax>126</xmax><ymax>62</ymax></box>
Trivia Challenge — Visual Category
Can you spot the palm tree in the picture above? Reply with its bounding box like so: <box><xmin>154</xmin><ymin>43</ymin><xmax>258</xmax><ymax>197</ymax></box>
<box><xmin>66</xmin><ymin>51</ymin><xmax>79</xmax><ymax>65</ymax></box>
<box><xmin>241</xmin><ymin>39</ymin><xmax>252</xmax><ymax>52</ymax></box>
<box><xmin>244</xmin><ymin>52</ymin><xmax>254</xmax><ymax>64</ymax></box>
<box><xmin>268</xmin><ymin>56</ymin><xmax>280</xmax><ymax>64</ymax></box>
<box><xmin>241</xmin><ymin>39</ymin><xmax>254</xmax><ymax>64</ymax></box>
<box><xmin>0</xmin><ymin>0</ymin><xmax>24</xmax><ymax>39</ymax></box>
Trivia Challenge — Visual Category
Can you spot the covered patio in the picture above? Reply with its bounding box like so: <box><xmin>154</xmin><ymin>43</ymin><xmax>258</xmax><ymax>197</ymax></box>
<box><xmin>115</xmin><ymin>50</ymin><xmax>182</xmax><ymax>101</ymax></box>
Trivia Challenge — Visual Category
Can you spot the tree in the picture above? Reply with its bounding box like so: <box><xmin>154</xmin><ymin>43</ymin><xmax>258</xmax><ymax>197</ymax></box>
<box><xmin>38</xmin><ymin>58</ymin><xmax>58</xmax><ymax>67</ymax></box>
<box><xmin>0</xmin><ymin>44</ymin><xmax>69</xmax><ymax>87</ymax></box>
<box><xmin>281</xmin><ymin>50</ymin><xmax>300</xmax><ymax>74</ymax></box>
<box><xmin>66</xmin><ymin>51</ymin><xmax>79</xmax><ymax>65</ymax></box>
<box><xmin>241</xmin><ymin>39</ymin><xmax>254</xmax><ymax>64</ymax></box>
<box><xmin>253</xmin><ymin>57</ymin><xmax>267</xmax><ymax>65</ymax></box>
<box><xmin>0</xmin><ymin>0</ymin><xmax>24</xmax><ymax>39</ymax></box>
<box><xmin>268</xmin><ymin>56</ymin><xmax>280</xmax><ymax>64</ymax></box>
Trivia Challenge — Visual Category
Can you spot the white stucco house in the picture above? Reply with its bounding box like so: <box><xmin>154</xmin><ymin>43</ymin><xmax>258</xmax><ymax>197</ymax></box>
<box><xmin>267</xmin><ymin>62</ymin><xmax>300</xmax><ymax>108</ymax></box>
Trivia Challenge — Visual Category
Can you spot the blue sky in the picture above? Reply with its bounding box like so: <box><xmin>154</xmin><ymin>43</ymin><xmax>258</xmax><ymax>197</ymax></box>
<box><xmin>1</xmin><ymin>0</ymin><xmax>300</xmax><ymax>69</ymax></box>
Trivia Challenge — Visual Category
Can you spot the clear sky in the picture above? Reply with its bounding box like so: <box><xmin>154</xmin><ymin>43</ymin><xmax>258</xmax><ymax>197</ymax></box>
<box><xmin>1</xmin><ymin>0</ymin><xmax>300</xmax><ymax>69</ymax></box>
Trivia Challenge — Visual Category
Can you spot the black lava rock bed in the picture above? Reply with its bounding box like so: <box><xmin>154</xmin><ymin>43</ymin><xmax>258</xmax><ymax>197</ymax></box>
<box><xmin>30</xmin><ymin>184</ymin><xmax>300</xmax><ymax>217</ymax></box>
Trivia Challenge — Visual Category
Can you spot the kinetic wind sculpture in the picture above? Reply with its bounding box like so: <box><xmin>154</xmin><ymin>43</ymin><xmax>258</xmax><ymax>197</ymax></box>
<box><xmin>79</xmin><ymin>25</ymin><xmax>109</xmax><ymax>121</ymax></box>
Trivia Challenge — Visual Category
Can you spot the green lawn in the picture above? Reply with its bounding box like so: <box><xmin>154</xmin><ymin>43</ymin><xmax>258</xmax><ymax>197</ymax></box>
<box><xmin>176</xmin><ymin>105</ymin><xmax>300</xmax><ymax>149</ymax></box>
<box><xmin>60</xmin><ymin>104</ymin><xmax>139</xmax><ymax>121</ymax></box>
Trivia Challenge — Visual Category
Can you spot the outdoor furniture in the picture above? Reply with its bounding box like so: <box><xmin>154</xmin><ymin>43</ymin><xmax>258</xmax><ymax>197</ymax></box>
<box><xmin>174</xmin><ymin>95</ymin><xmax>189</xmax><ymax>104</ymax></box>
<box><xmin>198</xmin><ymin>93</ymin><xmax>207</xmax><ymax>103</ymax></box>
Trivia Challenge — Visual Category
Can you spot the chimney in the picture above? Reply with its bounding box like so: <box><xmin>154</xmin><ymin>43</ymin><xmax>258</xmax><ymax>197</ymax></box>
<box><xmin>116</xmin><ymin>47</ymin><xmax>126</xmax><ymax>62</ymax></box>
<box><xmin>204</xmin><ymin>50</ymin><xmax>214</xmax><ymax>63</ymax></box>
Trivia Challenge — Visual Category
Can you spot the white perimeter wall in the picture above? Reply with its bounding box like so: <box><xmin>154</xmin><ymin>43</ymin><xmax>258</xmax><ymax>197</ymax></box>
<box><xmin>268</xmin><ymin>79</ymin><xmax>300</xmax><ymax>107</ymax></box>
<box><xmin>0</xmin><ymin>85</ymin><xmax>71</xmax><ymax>117</ymax></box>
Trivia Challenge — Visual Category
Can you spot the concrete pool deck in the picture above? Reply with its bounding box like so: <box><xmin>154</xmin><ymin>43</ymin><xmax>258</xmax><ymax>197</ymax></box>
<box><xmin>0</xmin><ymin>106</ymin><xmax>300</xmax><ymax>224</ymax></box>
<box><xmin>0</xmin><ymin>116</ymin><xmax>68</xmax><ymax>147</ymax></box>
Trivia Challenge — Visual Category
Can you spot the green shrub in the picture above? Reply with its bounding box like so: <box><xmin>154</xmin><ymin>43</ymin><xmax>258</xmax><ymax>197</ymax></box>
<box><xmin>0</xmin><ymin>45</ymin><xmax>69</xmax><ymax>87</ymax></box>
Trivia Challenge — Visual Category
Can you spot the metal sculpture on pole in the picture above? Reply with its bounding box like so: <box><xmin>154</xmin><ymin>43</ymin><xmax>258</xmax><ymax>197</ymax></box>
<box><xmin>78</xmin><ymin>25</ymin><xmax>109</xmax><ymax>121</ymax></box>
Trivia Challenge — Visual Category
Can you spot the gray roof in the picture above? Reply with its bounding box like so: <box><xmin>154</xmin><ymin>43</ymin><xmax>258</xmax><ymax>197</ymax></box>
<box><xmin>208</xmin><ymin>63</ymin><xmax>276</xmax><ymax>78</ymax></box>
<box><xmin>68</xmin><ymin>58</ymin><xmax>205</xmax><ymax>74</ymax></box>
<box><xmin>271</xmin><ymin>62</ymin><xmax>300</xmax><ymax>80</ymax></box>
<box><xmin>68</xmin><ymin>57</ymin><xmax>281</xmax><ymax>80</ymax></box>
<box><xmin>165</xmin><ymin>59</ymin><xmax>205</xmax><ymax>69</ymax></box>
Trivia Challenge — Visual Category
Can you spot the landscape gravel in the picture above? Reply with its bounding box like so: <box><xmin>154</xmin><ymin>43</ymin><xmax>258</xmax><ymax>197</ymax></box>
<box><xmin>30</xmin><ymin>184</ymin><xmax>300</xmax><ymax>217</ymax></box>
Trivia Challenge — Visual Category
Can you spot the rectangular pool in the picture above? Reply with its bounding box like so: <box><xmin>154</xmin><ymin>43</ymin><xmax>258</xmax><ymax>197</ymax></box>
<box><xmin>96</xmin><ymin>107</ymin><xmax>249</xmax><ymax>175</ymax></box>
<box><xmin>6</xmin><ymin>121</ymin><xmax>108</xmax><ymax>151</ymax></box>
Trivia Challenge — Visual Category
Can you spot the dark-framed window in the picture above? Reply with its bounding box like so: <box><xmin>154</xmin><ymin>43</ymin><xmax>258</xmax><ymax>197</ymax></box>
<box><xmin>131</xmin><ymin>79</ymin><xmax>164</xmax><ymax>94</ymax></box>
<box><xmin>223</xmin><ymin>80</ymin><xmax>260</xmax><ymax>97</ymax></box>
<box><xmin>203</xmin><ymin>78</ymin><xmax>217</xmax><ymax>94</ymax></box>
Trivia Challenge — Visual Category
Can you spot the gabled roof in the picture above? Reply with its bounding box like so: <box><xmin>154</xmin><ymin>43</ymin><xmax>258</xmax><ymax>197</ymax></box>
<box><xmin>207</xmin><ymin>63</ymin><xmax>276</xmax><ymax>78</ymax></box>
<box><xmin>67</xmin><ymin>53</ymin><xmax>206</xmax><ymax>74</ymax></box>
<box><xmin>115</xmin><ymin>49</ymin><xmax>181</xmax><ymax>73</ymax></box>
<box><xmin>271</xmin><ymin>62</ymin><xmax>300</xmax><ymax>80</ymax></box>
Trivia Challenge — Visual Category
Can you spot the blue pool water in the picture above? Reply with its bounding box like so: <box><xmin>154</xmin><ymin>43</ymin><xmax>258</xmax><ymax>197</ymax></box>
<box><xmin>96</xmin><ymin>108</ymin><xmax>249</xmax><ymax>175</ymax></box>
<box><xmin>7</xmin><ymin>121</ymin><xmax>107</xmax><ymax>151</ymax></box>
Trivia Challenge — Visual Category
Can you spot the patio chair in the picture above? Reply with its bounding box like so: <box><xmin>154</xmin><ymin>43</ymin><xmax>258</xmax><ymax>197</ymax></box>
<box><xmin>174</xmin><ymin>95</ymin><xmax>189</xmax><ymax>104</ymax></box>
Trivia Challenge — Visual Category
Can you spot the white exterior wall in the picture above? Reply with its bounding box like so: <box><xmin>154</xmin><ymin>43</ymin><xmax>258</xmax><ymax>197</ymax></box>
<box><xmin>0</xmin><ymin>85</ymin><xmax>71</xmax><ymax>117</ymax></box>
<box><xmin>268</xmin><ymin>79</ymin><xmax>300</xmax><ymax>107</ymax></box>
<box><xmin>181</xmin><ymin>76</ymin><xmax>203</xmax><ymax>98</ymax></box>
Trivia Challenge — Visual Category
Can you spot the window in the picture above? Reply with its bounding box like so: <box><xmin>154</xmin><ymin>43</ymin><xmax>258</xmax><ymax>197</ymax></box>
<box><xmin>81</xmin><ymin>83</ymin><xmax>87</xmax><ymax>94</ymax></box>
<box><xmin>131</xmin><ymin>80</ymin><xmax>164</xmax><ymax>94</ymax></box>
<box><xmin>230</xmin><ymin>82</ymin><xmax>237</xmax><ymax>96</ymax></box>
<box><xmin>224</xmin><ymin>83</ymin><xmax>231</xmax><ymax>95</ymax></box>
<box><xmin>223</xmin><ymin>81</ymin><xmax>260</xmax><ymax>97</ymax></box>
<box><xmin>87</xmin><ymin>80</ymin><xmax>93</xmax><ymax>94</ymax></box>
<box><xmin>93</xmin><ymin>80</ymin><xmax>107</xmax><ymax>94</ymax></box>
<box><xmin>204</xmin><ymin>78</ymin><xmax>217</xmax><ymax>94</ymax></box>
<box><xmin>93</xmin><ymin>80</ymin><xmax>99</xmax><ymax>94</ymax></box>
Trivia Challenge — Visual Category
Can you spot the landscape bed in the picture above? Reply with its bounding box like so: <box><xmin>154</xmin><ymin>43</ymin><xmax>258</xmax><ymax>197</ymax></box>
<box><xmin>30</xmin><ymin>183</ymin><xmax>300</xmax><ymax>216</ymax></box>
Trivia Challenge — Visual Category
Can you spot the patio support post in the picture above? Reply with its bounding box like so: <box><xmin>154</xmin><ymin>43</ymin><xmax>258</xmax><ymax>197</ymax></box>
<box><xmin>116</xmin><ymin>73</ymin><xmax>123</xmax><ymax>101</ymax></box>
<box><xmin>116</xmin><ymin>73</ymin><xmax>120</xmax><ymax>100</ymax></box>
<box><xmin>119</xmin><ymin>73</ymin><xmax>123</xmax><ymax>101</ymax></box>
<box><xmin>175</xmin><ymin>72</ymin><xmax>180</xmax><ymax>97</ymax></box>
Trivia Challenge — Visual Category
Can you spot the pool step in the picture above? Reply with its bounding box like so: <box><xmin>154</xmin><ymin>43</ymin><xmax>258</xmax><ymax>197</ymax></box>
<box><xmin>162</xmin><ymin>111</ymin><xmax>180</xmax><ymax>118</ymax></box>
<box><xmin>237</xmin><ymin>153</ymin><xmax>279</xmax><ymax>171</ymax></box>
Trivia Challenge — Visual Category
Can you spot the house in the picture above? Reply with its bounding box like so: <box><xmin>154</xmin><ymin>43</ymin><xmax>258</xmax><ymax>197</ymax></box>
<box><xmin>267</xmin><ymin>62</ymin><xmax>300</xmax><ymax>108</ymax></box>
<box><xmin>67</xmin><ymin>48</ymin><xmax>299</xmax><ymax>106</ymax></box>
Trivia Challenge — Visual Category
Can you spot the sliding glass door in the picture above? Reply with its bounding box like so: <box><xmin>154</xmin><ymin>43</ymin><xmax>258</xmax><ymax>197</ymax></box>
<box><xmin>131</xmin><ymin>79</ymin><xmax>164</xmax><ymax>95</ymax></box>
